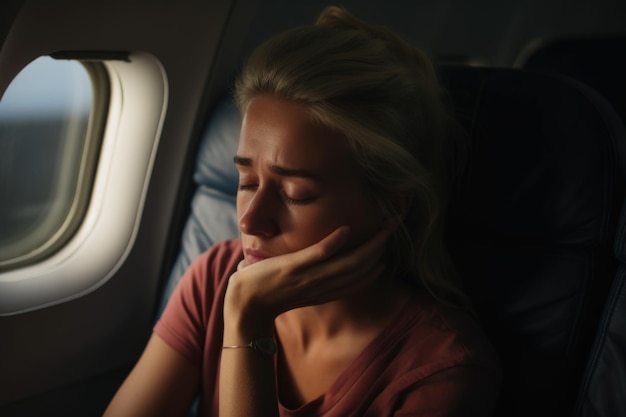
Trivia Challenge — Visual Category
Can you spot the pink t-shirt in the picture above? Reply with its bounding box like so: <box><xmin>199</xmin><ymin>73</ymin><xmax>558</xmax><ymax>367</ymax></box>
<box><xmin>155</xmin><ymin>239</ymin><xmax>501</xmax><ymax>416</ymax></box>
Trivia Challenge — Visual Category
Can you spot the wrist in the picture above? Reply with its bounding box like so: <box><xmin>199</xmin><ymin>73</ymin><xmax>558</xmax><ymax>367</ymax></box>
<box><xmin>222</xmin><ymin>337</ymin><xmax>277</xmax><ymax>356</ymax></box>
<box><xmin>222</xmin><ymin>312</ymin><xmax>274</xmax><ymax>346</ymax></box>
<box><xmin>223</xmin><ymin>272</ymin><xmax>276</xmax><ymax>341</ymax></box>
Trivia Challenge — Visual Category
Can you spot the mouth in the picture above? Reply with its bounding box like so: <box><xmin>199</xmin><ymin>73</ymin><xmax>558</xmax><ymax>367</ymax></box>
<box><xmin>244</xmin><ymin>248</ymin><xmax>272</xmax><ymax>265</ymax></box>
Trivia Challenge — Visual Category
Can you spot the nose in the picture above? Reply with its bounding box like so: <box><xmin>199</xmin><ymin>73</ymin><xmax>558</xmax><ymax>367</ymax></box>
<box><xmin>238</xmin><ymin>187</ymin><xmax>279</xmax><ymax>237</ymax></box>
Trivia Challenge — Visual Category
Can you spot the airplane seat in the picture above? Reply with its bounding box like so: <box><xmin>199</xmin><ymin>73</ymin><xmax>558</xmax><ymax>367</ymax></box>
<box><xmin>157</xmin><ymin>98</ymin><xmax>241</xmax><ymax>315</ymax></box>
<box><xmin>439</xmin><ymin>65</ymin><xmax>626</xmax><ymax>417</ymax></box>
<box><xmin>515</xmin><ymin>35</ymin><xmax>626</xmax><ymax>126</ymax></box>
<box><xmin>515</xmin><ymin>47</ymin><xmax>626</xmax><ymax>403</ymax></box>
<box><xmin>157</xmin><ymin>65</ymin><xmax>626</xmax><ymax>417</ymax></box>
<box><xmin>574</xmin><ymin>200</ymin><xmax>626</xmax><ymax>417</ymax></box>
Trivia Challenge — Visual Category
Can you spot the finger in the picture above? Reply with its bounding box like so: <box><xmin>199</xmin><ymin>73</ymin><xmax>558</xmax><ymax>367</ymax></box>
<box><xmin>293</xmin><ymin>222</ymin><xmax>392</xmax><ymax>269</ymax></box>
<box><xmin>282</xmin><ymin>226</ymin><xmax>352</xmax><ymax>268</ymax></box>
<box><xmin>291</xmin><ymin>226</ymin><xmax>393</xmax><ymax>294</ymax></box>
<box><xmin>328</xmin><ymin>224</ymin><xmax>395</xmax><ymax>271</ymax></box>
<box><xmin>282</xmin><ymin>263</ymin><xmax>387</xmax><ymax>310</ymax></box>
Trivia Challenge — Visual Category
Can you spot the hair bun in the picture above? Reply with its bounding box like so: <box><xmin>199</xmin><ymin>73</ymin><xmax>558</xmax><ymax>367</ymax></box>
<box><xmin>316</xmin><ymin>6</ymin><xmax>437</xmax><ymax>83</ymax></box>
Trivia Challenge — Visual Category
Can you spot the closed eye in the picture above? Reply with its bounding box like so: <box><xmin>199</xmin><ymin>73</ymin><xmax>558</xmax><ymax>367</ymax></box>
<box><xmin>237</xmin><ymin>183</ymin><xmax>257</xmax><ymax>191</ymax></box>
<box><xmin>281</xmin><ymin>191</ymin><xmax>316</xmax><ymax>205</ymax></box>
<box><xmin>237</xmin><ymin>183</ymin><xmax>316</xmax><ymax>205</ymax></box>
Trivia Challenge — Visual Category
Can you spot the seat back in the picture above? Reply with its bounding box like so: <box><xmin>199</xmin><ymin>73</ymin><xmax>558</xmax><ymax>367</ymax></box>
<box><xmin>439</xmin><ymin>65</ymin><xmax>626</xmax><ymax>417</ymax></box>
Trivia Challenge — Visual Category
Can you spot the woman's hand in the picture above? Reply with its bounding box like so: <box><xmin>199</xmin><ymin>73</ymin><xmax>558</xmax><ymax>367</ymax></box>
<box><xmin>223</xmin><ymin>224</ymin><xmax>395</xmax><ymax>332</ymax></box>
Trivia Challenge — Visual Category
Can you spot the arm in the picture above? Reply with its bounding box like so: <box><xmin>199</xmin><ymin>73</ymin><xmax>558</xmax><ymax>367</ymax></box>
<box><xmin>219</xmin><ymin>225</ymin><xmax>394</xmax><ymax>417</ymax></box>
<box><xmin>103</xmin><ymin>333</ymin><xmax>200</xmax><ymax>417</ymax></box>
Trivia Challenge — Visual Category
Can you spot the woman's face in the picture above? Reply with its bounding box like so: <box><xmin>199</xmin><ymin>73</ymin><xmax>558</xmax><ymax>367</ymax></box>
<box><xmin>236</xmin><ymin>95</ymin><xmax>380</xmax><ymax>265</ymax></box>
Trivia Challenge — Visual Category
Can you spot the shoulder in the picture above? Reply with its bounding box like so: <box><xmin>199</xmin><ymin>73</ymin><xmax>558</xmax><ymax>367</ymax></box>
<box><xmin>375</xmin><ymin>293</ymin><xmax>502</xmax><ymax>415</ymax></box>
<box><xmin>332</xmin><ymin>291</ymin><xmax>502</xmax><ymax>416</ymax></box>
<box><xmin>400</xmin><ymin>292</ymin><xmax>500</xmax><ymax>371</ymax></box>
<box><xmin>372</xmin><ymin>289</ymin><xmax>502</xmax><ymax>397</ymax></box>
<box><xmin>185</xmin><ymin>239</ymin><xmax>243</xmax><ymax>288</ymax></box>
<box><xmin>159</xmin><ymin>239</ymin><xmax>243</xmax><ymax>326</ymax></box>
<box><xmin>193</xmin><ymin>239</ymin><xmax>243</xmax><ymax>270</ymax></box>
<box><xmin>154</xmin><ymin>239</ymin><xmax>243</xmax><ymax>364</ymax></box>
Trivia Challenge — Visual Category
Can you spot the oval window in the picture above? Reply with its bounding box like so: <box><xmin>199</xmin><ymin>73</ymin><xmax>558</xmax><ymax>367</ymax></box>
<box><xmin>0</xmin><ymin>56</ymin><xmax>106</xmax><ymax>269</ymax></box>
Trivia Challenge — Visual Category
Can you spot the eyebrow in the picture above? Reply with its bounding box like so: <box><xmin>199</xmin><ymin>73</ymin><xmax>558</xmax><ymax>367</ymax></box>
<box><xmin>233</xmin><ymin>156</ymin><xmax>323</xmax><ymax>181</ymax></box>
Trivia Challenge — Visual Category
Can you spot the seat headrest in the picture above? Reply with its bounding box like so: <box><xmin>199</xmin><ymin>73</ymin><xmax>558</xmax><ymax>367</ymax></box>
<box><xmin>193</xmin><ymin>97</ymin><xmax>241</xmax><ymax>195</ymax></box>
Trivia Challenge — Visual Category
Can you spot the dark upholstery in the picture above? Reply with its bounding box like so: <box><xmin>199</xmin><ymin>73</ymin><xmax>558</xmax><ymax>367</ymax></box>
<box><xmin>439</xmin><ymin>66</ymin><xmax>626</xmax><ymax>417</ymax></box>
<box><xmin>517</xmin><ymin>38</ymin><xmax>626</xmax><ymax>416</ymax></box>
<box><xmin>158</xmin><ymin>66</ymin><xmax>626</xmax><ymax>416</ymax></box>
<box><xmin>518</xmin><ymin>35</ymin><xmax>626</xmax><ymax>126</ymax></box>
<box><xmin>158</xmin><ymin>98</ymin><xmax>240</xmax><ymax>315</ymax></box>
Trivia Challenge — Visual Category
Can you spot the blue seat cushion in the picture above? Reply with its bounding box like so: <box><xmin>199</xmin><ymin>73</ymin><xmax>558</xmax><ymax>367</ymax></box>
<box><xmin>158</xmin><ymin>97</ymin><xmax>241</xmax><ymax>315</ymax></box>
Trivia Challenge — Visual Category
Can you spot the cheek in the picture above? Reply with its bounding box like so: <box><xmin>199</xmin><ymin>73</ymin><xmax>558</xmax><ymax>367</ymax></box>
<box><xmin>290</xmin><ymin>197</ymin><xmax>376</xmax><ymax>248</ymax></box>
<box><xmin>271</xmin><ymin>206</ymin><xmax>341</xmax><ymax>252</ymax></box>
<box><xmin>330</xmin><ymin>191</ymin><xmax>381</xmax><ymax>245</ymax></box>
<box><xmin>285</xmin><ymin>207</ymin><xmax>334</xmax><ymax>235</ymax></box>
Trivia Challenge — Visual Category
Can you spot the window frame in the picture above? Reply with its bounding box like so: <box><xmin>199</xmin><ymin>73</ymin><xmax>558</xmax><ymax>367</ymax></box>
<box><xmin>0</xmin><ymin>51</ymin><xmax>168</xmax><ymax>316</ymax></box>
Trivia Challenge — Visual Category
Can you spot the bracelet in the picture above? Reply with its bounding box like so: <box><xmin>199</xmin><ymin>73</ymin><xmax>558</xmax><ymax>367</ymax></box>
<box><xmin>222</xmin><ymin>337</ymin><xmax>277</xmax><ymax>355</ymax></box>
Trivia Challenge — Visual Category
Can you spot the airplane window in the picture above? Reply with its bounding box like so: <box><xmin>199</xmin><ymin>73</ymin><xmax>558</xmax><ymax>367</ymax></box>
<box><xmin>0</xmin><ymin>56</ymin><xmax>104</xmax><ymax>270</ymax></box>
<box><xmin>0</xmin><ymin>52</ymin><xmax>166</xmax><ymax>315</ymax></box>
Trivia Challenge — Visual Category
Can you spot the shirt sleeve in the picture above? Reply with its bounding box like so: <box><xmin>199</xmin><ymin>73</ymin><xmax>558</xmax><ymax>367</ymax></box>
<box><xmin>154</xmin><ymin>240</ymin><xmax>243</xmax><ymax>367</ymax></box>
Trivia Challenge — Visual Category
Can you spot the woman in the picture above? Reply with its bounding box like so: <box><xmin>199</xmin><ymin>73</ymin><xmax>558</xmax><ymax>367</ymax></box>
<box><xmin>104</xmin><ymin>6</ymin><xmax>501</xmax><ymax>417</ymax></box>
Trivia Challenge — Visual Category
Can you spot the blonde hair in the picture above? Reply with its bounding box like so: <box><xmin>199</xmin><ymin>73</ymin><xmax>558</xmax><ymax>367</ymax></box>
<box><xmin>235</xmin><ymin>6</ymin><xmax>469</xmax><ymax>308</ymax></box>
